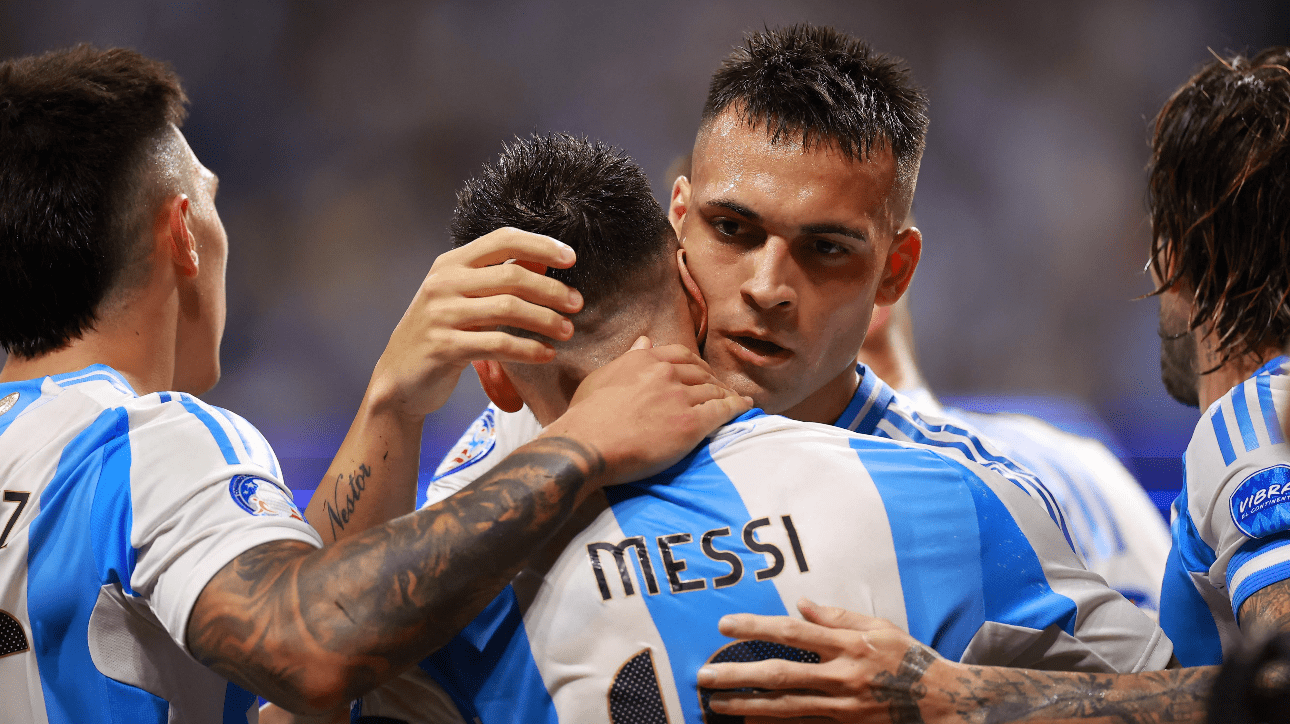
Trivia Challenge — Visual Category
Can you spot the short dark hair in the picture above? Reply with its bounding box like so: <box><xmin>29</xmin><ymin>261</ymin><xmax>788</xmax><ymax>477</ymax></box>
<box><xmin>0</xmin><ymin>44</ymin><xmax>188</xmax><ymax>357</ymax></box>
<box><xmin>451</xmin><ymin>134</ymin><xmax>673</xmax><ymax>318</ymax></box>
<box><xmin>1147</xmin><ymin>47</ymin><xmax>1290</xmax><ymax>368</ymax></box>
<box><xmin>701</xmin><ymin>24</ymin><xmax>929</xmax><ymax>179</ymax></box>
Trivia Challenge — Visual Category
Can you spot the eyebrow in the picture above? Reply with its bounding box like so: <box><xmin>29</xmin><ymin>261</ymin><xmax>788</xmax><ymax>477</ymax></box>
<box><xmin>705</xmin><ymin>198</ymin><xmax>868</xmax><ymax>243</ymax></box>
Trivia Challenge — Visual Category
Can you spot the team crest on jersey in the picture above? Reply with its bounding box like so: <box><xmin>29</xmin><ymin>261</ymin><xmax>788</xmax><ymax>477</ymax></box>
<box><xmin>433</xmin><ymin>408</ymin><xmax>497</xmax><ymax>480</ymax></box>
<box><xmin>1231</xmin><ymin>465</ymin><xmax>1290</xmax><ymax>538</ymax></box>
<box><xmin>229</xmin><ymin>475</ymin><xmax>305</xmax><ymax>521</ymax></box>
<box><xmin>0</xmin><ymin>392</ymin><xmax>17</xmax><ymax>416</ymax></box>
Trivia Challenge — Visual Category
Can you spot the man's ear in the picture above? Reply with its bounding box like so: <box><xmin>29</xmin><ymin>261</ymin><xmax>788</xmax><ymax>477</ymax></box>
<box><xmin>668</xmin><ymin>175</ymin><xmax>691</xmax><ymax>238</ymax></box>
<box><xmin>874</xmin><ymin>226</ymin><xmax>921</xmax><ymax>307</ymax></box>
<box><xmin>676</xmin><ymin>248</ymin><xmax>707</xmax><ymax>346</ymax></box>
<box><xmin>472</xmin><ymin>360</ymin><xmax>525</xmax><ymax>413</ymax></box>
<box><xmin>162</xmin><ymin>194</ymin><xmax>199</xmax><ymax>277</ymax></box>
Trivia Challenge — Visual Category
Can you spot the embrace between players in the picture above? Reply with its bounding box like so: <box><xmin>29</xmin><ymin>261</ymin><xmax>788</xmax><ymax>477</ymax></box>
<box><xmin>2</xmin><ymin>22</ymin><xmax>1289</xmax><ymax>724</ymax></box>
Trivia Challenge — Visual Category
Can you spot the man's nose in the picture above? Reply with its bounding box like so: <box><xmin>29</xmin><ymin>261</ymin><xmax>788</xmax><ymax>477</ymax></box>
<box><xmin>741</xmin><ymin>237</ymin><xmax>797</xmax><ymax>310</ymax></box>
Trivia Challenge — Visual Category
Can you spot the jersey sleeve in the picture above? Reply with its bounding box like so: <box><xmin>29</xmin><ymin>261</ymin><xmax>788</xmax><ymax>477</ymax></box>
<box><xmin>948</xmin><ymin>457</ymin><xmax>1174</xmax><ymax>672</ymax></box>
<box><xmin>121</xmin><ymin>394</ymin><xmax>323</xmax><ymax>654</ymax></box>
<box><xmin>420</xmin><ymin>404</ymin><xmax>544</xmax><ymax>509</ymax></box>
<box><xmin>1184</xmin><ymin>375</ymin><xmax>1290</xmax><ymax>621</ymax></box>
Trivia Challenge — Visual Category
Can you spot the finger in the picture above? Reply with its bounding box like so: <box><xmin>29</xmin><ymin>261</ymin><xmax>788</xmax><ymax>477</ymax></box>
<box><xmin>444</xmin><ymin>296</ymin><xmax>574</xmax><ymax>341</ymax></box>
<box><xmin>697</xmin><ymin>659</ymin><xmax>827</xmax><ymax>692</ymax></box>
<box><xmin>689</xmin><ymin>388</ymin><xmax>754</xmax><ymax>427</ymax></box>
<box><xmin>666</xmin><ymin>362</ymin><xmax>723</xmax><ymax>387</ymax></box>
<box><xmin>684</xmin><ymin>382</ymin><xmax>734</xmax><ymax>406</ymax></box>
<box><xmin>798</xmin><ymin>598</ymin><xmax>895</xmax><ymax>633</ymax></box>
<box><xmin>717</xmin><ymin>614</ymin><xmax>847</xmax><ymax>659</ymax></box>
<box><xmin>459</xmin><ymin>263</ymin><xmax>584</xmax><ymax>314</ymax></box>
<box><xmin>448</xmin><ymin>330</ymin><xmax>557</xmax><ymax>365</ymax></box>
<box><xmin>639</xmin><ymin>343</ymin><xmax>713</xmax><ymax>373</ymax></box>
<box><xmin>631</xmin><ymin>335</ymin><xmax>652</xmax><ymax>351</ymax></box>
<box><xmin>458</xmin><ymin>227</ymin><xmax>577</xmax><ymax>269</ymax></box>
<box><xmin>707</xmin><ymin>689</ymin><xmax>848</xmax><ymax>719</ymax></box>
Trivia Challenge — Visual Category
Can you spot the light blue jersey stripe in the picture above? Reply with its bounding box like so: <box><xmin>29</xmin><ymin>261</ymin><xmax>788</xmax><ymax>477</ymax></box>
<box><xmin>849</xmin><ymin>438</ymin><xmax>985</xmax><ymax>659</ymax></box>
<box><xmin>1211</xmin><ymin>409</ymin><xmax>1238</xmax><ymax>466</ymax></box>
<box><xmin>420</xmin><ymin>588</ymin><xmax>555</xmax><ymax>724</ymax></box>
<box><xmin>178</xmin><ymin>394</ymin><xmax>240</xmax><ymax>465</ymax></box>
<box><xmin>1232</xmin><ymin>382</ymin><xmax>1261</xmax><ymax>453</ymax></box>
<box><xmin>605</xmin><ymin>443</ymin><xmax>792</xmax><ymax>724</ymax></box>
<box><xmin>0</xmin><ymin>379</ymin><xmax>45</xmax><ymax>439</ymax></box>
<box><xmin>28</xmin><ymin>408</ymin><xmax>169</xmax><ymax>722</ymax></box>
<box><xmin>1159</xmin><ymin>486</ymin><xmax>1223</xmax><ymax>665</ymax></box>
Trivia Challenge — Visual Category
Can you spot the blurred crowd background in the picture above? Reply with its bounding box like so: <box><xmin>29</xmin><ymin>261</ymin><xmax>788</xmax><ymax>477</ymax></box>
<box><xmin>4</xmin><ymin>0</ymin><xmax>1287</xmax><ymax>513</ymax></box>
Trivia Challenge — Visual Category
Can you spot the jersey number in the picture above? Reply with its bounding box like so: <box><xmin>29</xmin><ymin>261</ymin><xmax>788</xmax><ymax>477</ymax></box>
<box><xmin>0</xmin><ymin>490</ymin><xmax>30</xmax><ymax>549</ymax></box>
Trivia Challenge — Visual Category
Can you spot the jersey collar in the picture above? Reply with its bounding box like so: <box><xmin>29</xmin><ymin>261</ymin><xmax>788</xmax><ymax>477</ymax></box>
<box><xmin>48</xmin><ymin>364</ymin><xmax>138</xmax><ymax>397</ymax></box>
<box><xmin>832</xmin><ymin>364</ymin><xmax>896</xmax><ymax>435</ymax></box>
<box><xmin>1254</xmin><ymin>355</ymin><xmax>1290</xmax><ymax>378</ymax></box>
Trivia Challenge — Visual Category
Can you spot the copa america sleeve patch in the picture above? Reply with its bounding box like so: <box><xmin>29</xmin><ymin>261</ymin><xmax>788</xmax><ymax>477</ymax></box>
<box><xmin>1231</xmin><ymin>465</ymin><xmax>1290</xmax><ymax>538</ymax></box>
<box><xmin>433</xmin><ymin>408</ymin><xmax>497</xmax><ymax>481</ymax></box>
<box><xmin>229</xmin><ymin>475</ymin><xmax>305</xmax><ymax>521</ymax></box>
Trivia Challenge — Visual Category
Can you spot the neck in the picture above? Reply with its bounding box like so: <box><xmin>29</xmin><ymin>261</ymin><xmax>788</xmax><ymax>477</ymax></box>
<box><xmin>1195</xmin><ymin>327</ymin><xmax>1284</xmax><ymax>410</ymax></box>
<box><xmin>857</xmin><ymin>326</ymin><xmax>926</xmax><ymax>394</ymax></box>
<box><xmin>0</xmin><ymin>285</ymin><xmax>180</xmax><ymax>396</ymax></box>
<box><xmin>782</xmin><ymin>364</ymin><xmax>860</xmax><ymax>424</ymax></box>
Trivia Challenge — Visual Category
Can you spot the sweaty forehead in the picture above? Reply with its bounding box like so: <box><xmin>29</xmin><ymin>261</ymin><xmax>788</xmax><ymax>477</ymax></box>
<box><xmin>691</xmin><ymin>117</ymin><xmax>899</xmax><ymax>227</ymax></box>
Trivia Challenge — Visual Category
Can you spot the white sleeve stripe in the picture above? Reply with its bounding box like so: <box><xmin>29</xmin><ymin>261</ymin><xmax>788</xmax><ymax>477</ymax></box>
<box><xmin>1228</xmin><ymin>539</ymin><xmax>1290</xmax><ymax>598</ymax></box>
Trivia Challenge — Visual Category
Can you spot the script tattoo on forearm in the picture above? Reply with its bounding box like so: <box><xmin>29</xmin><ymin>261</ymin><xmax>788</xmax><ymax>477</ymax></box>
<box><xmin>323</xmin><ymin>463</ymin><xmax>372</xmax><ymax>539</ymax></box>
<box><xmin>187</xmin><ymin>436</ymin><xmax>604</xmax><ymax>712</ymax></box>
<box><xmin>873</xmin><ymin>645</ymin><xmax>935</xmax><ymax>724</ymax></box>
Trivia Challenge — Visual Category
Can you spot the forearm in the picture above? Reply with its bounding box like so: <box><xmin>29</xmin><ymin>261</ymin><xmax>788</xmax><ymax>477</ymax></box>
<box><xmin>191</xmin><ymin>435</ymin><xmax>604</xmax><ymax>714</ymax></box>
<box><xmin>304</xmin><ymin>385</ymin><xmax>425</xmax><ymax>544</ymax></box>
<box><xmin>919</xmin><ymin>657</ymin><xmax>1213</xmax><ymax>724</ymax></box>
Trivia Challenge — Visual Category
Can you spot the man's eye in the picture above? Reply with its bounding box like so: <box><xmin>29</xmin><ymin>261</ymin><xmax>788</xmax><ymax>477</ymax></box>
<box><xmin>712</xmin><ymin>219</ymin><xmax>741</xmax><ymax>236</ymax></box>
<box><xmin>814</xmin><ymin>239</ymin><xmax>847</xmax><ymax>255</ymax></box>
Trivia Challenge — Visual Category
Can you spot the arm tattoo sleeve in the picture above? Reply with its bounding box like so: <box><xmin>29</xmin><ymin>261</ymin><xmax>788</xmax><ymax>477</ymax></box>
<box><xmin>187</xmin><ymin>435</ymin><xmax>604</xmax><ymax>711</ymax></box>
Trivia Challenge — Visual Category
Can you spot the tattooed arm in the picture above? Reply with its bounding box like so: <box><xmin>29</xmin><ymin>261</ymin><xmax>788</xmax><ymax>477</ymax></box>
<box><xmin>189</xmin><ymin>343</ymin><xmax>751</xmax><ymax>715</ymax></box>
<box><xmin>304</xmin><ymin>227</ymin><xmax>583</xmax><ymax>543</ymax></box>
<box><xmin>701</xmin><ymin>592</ymin><xmax>1290</xmax><ymax>724</ymax></box>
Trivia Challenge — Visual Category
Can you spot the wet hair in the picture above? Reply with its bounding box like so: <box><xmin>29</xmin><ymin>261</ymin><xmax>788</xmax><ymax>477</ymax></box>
<box><xmin>1147</xmin><ymin>47</ymin><xmax>1290</xmax><ymax>368</ymax></box>
<box><xmin>0</xmin><ymin>44</ymin><xmax>188</xmax><ymax>357</ymax></box>
<box><xmin>701</xmin><ymin>24</ymin><xmax>929</xmax><ymax>183</ymax></box>
<box><xmin>451</xmin><ymin>133</ymin><xmax>673</xmax><ymax>319</ymax></box>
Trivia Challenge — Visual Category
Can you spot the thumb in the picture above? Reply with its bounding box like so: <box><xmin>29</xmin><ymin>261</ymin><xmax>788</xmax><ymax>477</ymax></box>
<box><xmin>630</xmin><ymin>335</ymin><xmax>652</xmax><ymax>351</ymax></box>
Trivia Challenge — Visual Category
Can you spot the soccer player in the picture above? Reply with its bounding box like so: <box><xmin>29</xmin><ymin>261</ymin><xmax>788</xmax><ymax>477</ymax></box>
<box><xmin>0</xmin><ymin>46</ymin><xmax>746</xmax><ymax>723</ymax></box>
<box><xmin>697</xmin><ymin>46</ymin><xmax>1290</xmax><ymax>723</ymax></box>
<box><xmin>859</xmin><ymin>291</ymin><xmax>1171</xmax><ymax>614</ymax></box>
<box><xmin>351</xmin><ymin>132</ymin><xmax>1169</xmax><ymax>724</ymax></box>
<box><xmin>416</xmin><ymin>24</ymin><xmax>1073</xmax><ymax>544</ymax></box>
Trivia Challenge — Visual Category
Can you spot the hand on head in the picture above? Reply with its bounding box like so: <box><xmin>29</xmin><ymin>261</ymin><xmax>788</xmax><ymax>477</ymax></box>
<box><xmin>365</xmin><ymin>227</ymin><xmax>583</xmax><ymax>421</ymax></box>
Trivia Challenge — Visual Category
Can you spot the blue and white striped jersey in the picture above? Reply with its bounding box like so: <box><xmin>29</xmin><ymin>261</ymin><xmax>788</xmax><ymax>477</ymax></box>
<box><xmin>424</xmin><ymin>365</ymin><xmax>1071</xmax><ymax>543</ymax></box>
<box><xmin>366</xmin><ymin>410</ymin><xmax>1169</xmax><ymax>723</ymax></box>
<box><xmin>0</xmin><ymin>365</ymin><xmax>322</xmax><ymax>724</ymax></box>
<box><xmin>898</xmin><ymin>389</ymin><xmax>1170</xmax><ymax>615</ymax></box>
<box><xmin>1160</xmin><ymin>356</ymin><xmax>1290</xmax><ymax>666</ymax></box>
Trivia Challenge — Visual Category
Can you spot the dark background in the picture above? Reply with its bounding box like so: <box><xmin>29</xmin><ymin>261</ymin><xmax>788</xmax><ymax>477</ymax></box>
<box><xmin>5</xmin><ymin>0</ymin><xmax>1287</xmax><ymax>513</ymax></box>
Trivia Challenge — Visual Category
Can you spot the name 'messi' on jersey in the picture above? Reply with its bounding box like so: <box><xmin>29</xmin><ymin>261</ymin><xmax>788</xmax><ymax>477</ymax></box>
<box><xmin>586</xmin><ymin>513</ymin><xmax>809</xmax><ymax>600</ymax></box>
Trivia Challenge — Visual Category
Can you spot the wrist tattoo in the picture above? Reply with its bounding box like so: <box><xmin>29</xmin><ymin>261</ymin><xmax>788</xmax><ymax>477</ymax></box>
<box><xmin>873</xmin><ymin>645</ymin><xmax>935</xmax><ymax>724</ymax></box>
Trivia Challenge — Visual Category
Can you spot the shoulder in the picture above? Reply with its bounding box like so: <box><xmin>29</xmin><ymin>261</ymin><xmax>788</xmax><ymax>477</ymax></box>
<box><xmin>432</xmin><ymin>403</ymin><xmax>541</xmax><ymax>481</ymax></box>
<box><xmin>120</xmin><ymin>392</ymin><xmax>279</xmax><ymax>474</ymax></box>
<box><xmin>422</xmin><ymin>404</ymin><xmax>543</xmax><ymax>508</ymax></box>
<box><xmin>1182</xmin><ymin>363</ymin><xmax>1290</xmax><ymax>551</ymax></box>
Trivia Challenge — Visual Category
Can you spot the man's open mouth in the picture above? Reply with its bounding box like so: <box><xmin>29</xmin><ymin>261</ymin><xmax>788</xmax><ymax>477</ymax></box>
<box><xmin>731</xmin><ymin>335</ymin><xmax>790</xmax><ymax>359</ymax></box>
